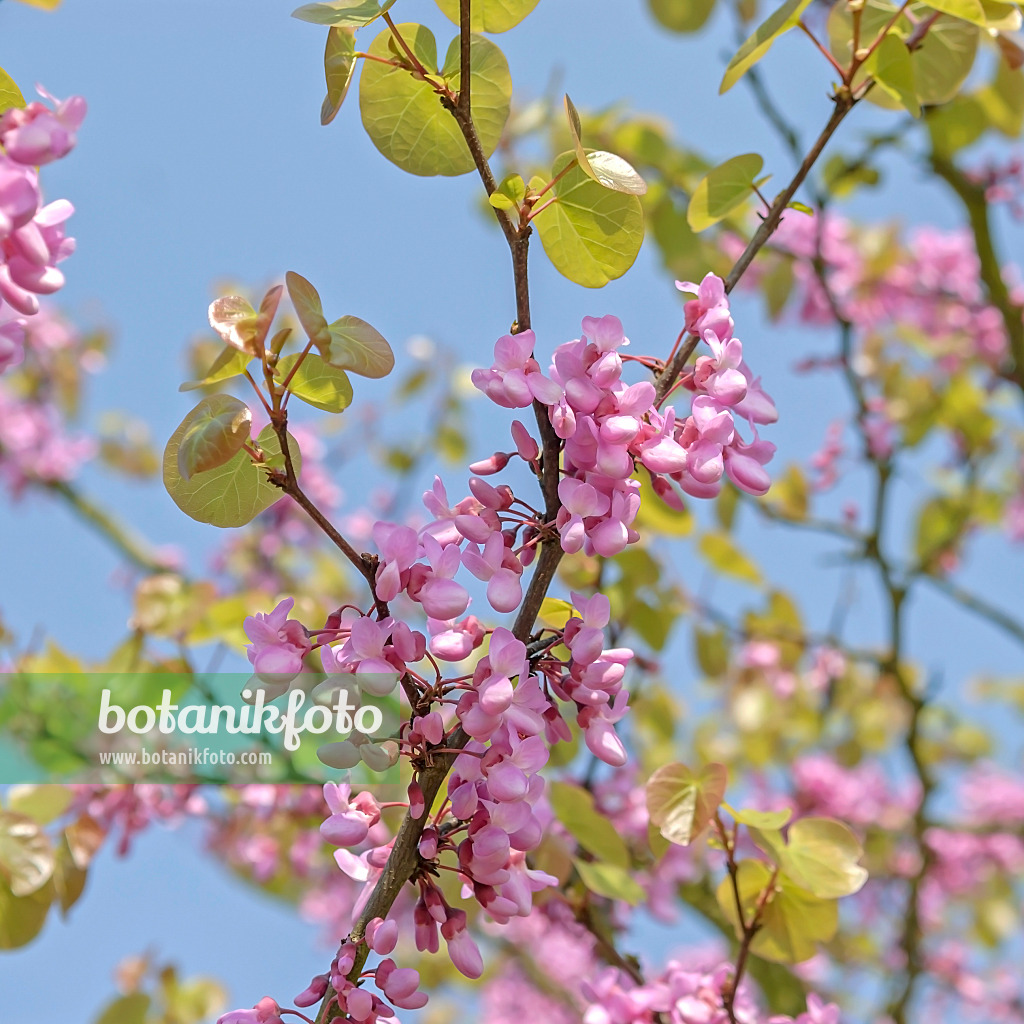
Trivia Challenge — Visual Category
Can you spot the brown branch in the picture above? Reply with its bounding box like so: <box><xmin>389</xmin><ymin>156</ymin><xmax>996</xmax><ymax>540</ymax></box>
<box><xmin>930</xmin><ymin>153</ymin><xmax>1024</xmax><ymax>391</ymax></box>
<box><xmin>654</xmin><ymin>93</ymin><xmax>856</xmax><ymax>406</ymax></box>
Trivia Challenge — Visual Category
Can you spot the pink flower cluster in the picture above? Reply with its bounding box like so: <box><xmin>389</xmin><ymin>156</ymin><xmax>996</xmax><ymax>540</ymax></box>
<box><xmin>0</xmin><ymin>88</ymin><xmax>84</xmax><ymax>328</ymax></box>
<box><xmin>473</xmin><ymin>297</ymin><xmax>776</xmax><ymax>561</ymax></box>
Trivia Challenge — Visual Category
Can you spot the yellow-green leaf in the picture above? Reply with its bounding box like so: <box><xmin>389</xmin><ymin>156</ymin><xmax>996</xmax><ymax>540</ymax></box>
<box><xmin>93</xmin><ymin>993</ymin><xmax>152</xmax><ymax>1024</ymax></box>
<box><xmin>533</xmin><ymin>152</ymin><xmax>644</xmax><ymax>288</ymax></box>
<box><xmin>0</xmin><ymin>811</ymin><xmax>55</xmax><ymax>896</ymax></box>
<box><xmin>649</xmin><ymin>0</ymin><xmax>717</xmax><ymax>33</ymax></box>
<box><xmin>916</xmin><ymin>0</ymin><xmax>986</xmax><ymax>26</ymax></box>
<box><xmin>723</xmin><ymin>803</ymin><xmax>793</xmax><ymax>829</ymax></box>
<box><xmin>5</xmin><ymin>785</ymin><xmax>71</xmax><ymax>826</ymax></box>
<box><xmin>0</xmin><ymin>878</ymin><xmax>53</xmax><ymax>950</ymax></box>
<box><xmin>646</xmin><ymin>762</ymin><xmax>728</xmax><ymax>846</ymax></box>
<box><xmin>781</xmin><ymin>817</ymin><xmax>868</xmax><ymax>899</ymax></box>
<box><xmin>549</xmin><ymin>782</ymin><xmax>631</xmax><ymax>868</ymax></box>
<box><xmin>564</xmin><ymin>95</ymin><xmax>647</xmax><ymax>195</ymax></box>
<box><xmin>322</xmin><ymin>27</ymin><xmax>358</xmax><ymax>125</ymax></box>
<box><xmin>277</xmin><ymin>352</ymin><xmax>354</xmax><ymax>412</ymax></box>
<box><xmin>164</xmin><ymin>423</ymin><xmax>302</xmax><ymax>529</ymax></box>
<box><xmin>697</xmin><ymin>531</ymin><xmax>762</xmax><ymax>585</ymax></box>
<box><xmin>175</xmin><ymin>395</ymin><xmax>252</xmax><ymax>481</ymax></box>
<box><xmin>433</xmin><ymin>0</ymin><xmax>541</xmax><ymax>32</ymax></box>
<box><xmin>292</xmin><ymin>0</ymin><xmax>397</xmax><ymax>27</ymax></box>
<box><xmin>574</xmin><ymin>859</ymin><xmax>646</xmax><ymax>905</ymax></box>
<box><xmin>286</xmin><ymin>271</ymin><xmax>330</xmax><ymax>345</ymax></box>
<box><xmin>720</xmin><ymin>0</ymin><xmax>815</xmax><ymax>92</ymax></box>
<box><xmin>867</xmin><ymin>33</ymin><xmax>920</xmax><ymax>117</ymax></box>
<box><xmin>179</xmin><ymin>346</ymin><xmax>251</xmax><ymax>392</ymax></box>
<box><xmin>687</xmin><ymin>153</ymin><xmax>764</xmax><ymax>231</ymax></box>
<box><xmin>359</xmin><ymin>24</ymin><xmax>511</xmax><ymax>177</ymax></box>
<box><xmin>326</xmin><ymin>316</ymin><xmax>394</xmax><ymax>378</ymax></box>
<box><xmin>0</xmin><ymin>67</ymin><xmax>26</xmax><ymax>115</ymax></box>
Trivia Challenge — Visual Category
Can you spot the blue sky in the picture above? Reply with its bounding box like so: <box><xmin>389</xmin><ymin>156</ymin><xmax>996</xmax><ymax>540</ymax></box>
<box><xmin>1</xmin><ymin>0</ymin><xmax>1023</xmax><ymax>1018</ymax></box>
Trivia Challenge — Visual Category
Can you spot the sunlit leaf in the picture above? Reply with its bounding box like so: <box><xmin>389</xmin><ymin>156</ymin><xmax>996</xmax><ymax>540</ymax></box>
<box><xmin>564</xmin><ymin>94</ymin><xmax>648</xmax><ymax>195</ymax></box>
<box><xmin>179</xmin><ymin>346</ymin><xmax>251</xmax><ymax>392</ymax></box>
<box><xmin>0</xmin><ymin>67</ymin><xmax>26</xmax><ymax>114</ymax></box>
<box><xmin>723</xmin><ymin>803</ymin><xmax>793</xmax><ymax>829</ymax></box>
<box><xmin>286</xmin><ymin>271</ymin><xmax>330</xmax><ymax>345</ymax></box>
<box><xmin>915</xmin><ymin>0</ymin><xmax>986</xmax><ymax>26</ymax></box>
<box><xmin>533</xmin><ymin>152</ymin><xmax>644</xmax><ymax>288</ymax></box>
<box><xmin>781</xmin><ymin>817</ymin><xmax>868</xmax><ymax>898</ymax></box>
<box><xmin>979</xmin><ymin>0</ymin><xmax>1022</xmax><ymax>29</ymax></box>
<box><xmin>175</xmin><ymin>395</ymin><xmax>253</xmax><ymax>481</ymax></box>
<box><xmin>208</xmin><ymin>296</ymin><xmax>259</xmax><ymax>353</ymax></box>
<box><xmin>720</xmin><ymin>0</ymin><xmax>815</xmax><ymax>93</ymax></box>
<box><xmin>549</xmin><ymin>782</ymin><xmax>632</xmax><ymax>868</ymax></box>
<box><xmin>538</xmin><ymin>597</ymin><xmax>574</xmax><ymax>630</ymax></box>
<box><xmin>687</xmin><ymin>153</ymin><xmax>764</xmax><ymax>231</ymax></box>
<box><xmin>829</xmin><ymin>0</ymin><xmax>979</xmax><ymax>106</ymax></box>
<box><xmin>867</xmin><ymin>33</ymin><xmax>920</xmax><ymax>116</ymax></box>
<box><xmin>277</xmin><ymin>352</ymin><xmax>354</xmax><ymax>412</ymax></box>
<box><xmin>292</xmin><ymin>0</ymin><xmax>397</xmax><ymax>27</ymax></box>
<box><xmin>716</xmin><ymin>861</ymin><xmax>838</xmax><ymax>963</ymax></box>
<box><xmin>6</xmin><ymin>786</ymin><xmax>71</xmax><ymax>826</ymax></box>
<box><xmin>359</xmin><ymin>23</ymin><xmax>511</xmax><ymax>176</ymax></box>
<box><xmin>0</xmin><ymin>811</ymin><xmax>55</xmax><ymax>896</ymax></box>
<box><xmin>0</xmin><ymin>878</ymin><xmax>53</xmax><ymax>950</ymax></box>
<box><xmin>322</xmin><ymin>27</ymin><xmax>358</xmax><ymax>124</ymax></box>
<box><xmin>164</xmin><ymin>423</ymin><xmax>302</xmax><ymax>529</ymax></box>
<box><xmin>326</xmin><ymin>316</ymin><xmax>395</xmax><ymax>378</ymax></box>
<box><xmin>697</xmin><ymin>531</ymin><xmax>763</xmax><ymax>584</ymax></box>
<box><xmin>433</xmin><ymin>0</ymin><xmax>541</xmax><ymax>32</ymax></box>
<box><xmin>574</xmin><ymin>859</ymin><xmax>646</xmax><ymax>905</ymax></box>
<box><xmin>646</xmin><ymin>762</ymin><xmax>728</xmax><ymax>846</ymax></box>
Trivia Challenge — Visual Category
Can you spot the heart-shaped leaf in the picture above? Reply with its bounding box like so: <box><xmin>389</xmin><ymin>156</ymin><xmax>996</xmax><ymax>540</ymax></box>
<box><xmin>533</xmin><ymin>152</ymin><xmax>644</xmax><ymax>288</ymax></box>
<box><xmin>564</xmin><ymin>95</ymin><xmax>647</xmax><ymax>195</ymax></box>
<box><xmin>286</xmin><ymin>271</ymin><xmax>331</xmax><ymax>345</ymax></box>
<box><xmin>164</xmin><ymin>422</ymin><xmax>302</xmax><ymax>528</ymax></box>
<box><xmin>433</xmin><ymin>0</ymin><xmax>541</xmax><ymax>32</ymax></box>
<box><xmin>780</xmin><ymin>817</ymin><xmax>869</xmax><ymax>899</ymax></box>
<box><xmin>175</xmin><ymin>395</ymin><xmax>253</xmax><ymax>481</ymax></box>
<box><xmin>208</xmin><ymin>296</ymin><xmax>259</xmax><ymax>353</ymax></box>
<box><xmin>292</xmin><ymin>0</ymin><xmax>397</xmax><ymax>27</ymax></box>
<box><xmin>720</xmin><ymin>0</ymin><xmax>815</xmax><ymax>93</ymax></box>
<box><xmin>687</xmin><ymin>153</ymin><xmax>764</xmax><ymax>232</ymax></box>
<box><xmin>646</xmin><ymin>762</ymin><xmax>728</xmax><ymax>846</ymax></box>
<box><xmin>179</xmin><ymin>346</ymin><xmax>251</xmax><ymax>392</ymax></box>
<box><xmin>277</xmin><ymin>352</ymin><xmax>354</xmax><ymax>412</ymax></box>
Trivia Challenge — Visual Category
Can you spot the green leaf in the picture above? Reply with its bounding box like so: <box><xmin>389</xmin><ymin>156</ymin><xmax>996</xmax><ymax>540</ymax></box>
<box><xmin>0</xmin><ymin>811</ymin><xmax>55</xmax><ymax>896</ymax></box>
<box><xmin>179</xmin><ymin>346</ymin><xmax>251</xmax><ymax>392</ymax></box>
<box><xmin>0</xmin><ymin>877</ymin><xmax>53</xmax><ymax>950</ymax></box>
<box><xmin>175</xmin><ymin>395</ymin><xmax>252</xmax><ymax>481</ymax></box>
<box><xmin>916</xmin><ymin>0</ymin><xmax>986</xmax><ymax>26</ymax></box>
<box><xmin>533</xmin><ymin>152</ymin><xmax>644</xmax><ymax>288</ymax></box>
<box><xmin>322</xmin><ymin>27</ymin><xmax>358</xmax><ymax>125</ymax></box>
<box><xmin>164</xmin><ymin>423</ymin><xmax>302</xmax><ymax>529</ymax></box>
<box><xmin>359</xmin><ymin>24</ymin><xmax>511</xmax><ymax>177</ymax></box>
<box><xmin>866</xmin><ymin>33</ymin><xmax>920</xmax><ymax>116</ymax></box>
<box><xmin>489</xmin><ymin>173</ymin><xmax>527</xmax><ymax>213</ymax></box>
<box><xmin>564</xmin><ymin>95</ymin><xmax>648</xmax><ymax>195</ymax></box>
<box><xmin>325</xmin><ymin>316</ymin><xmax>395</xmax><ymax>378</ymax></box>
<box><xmin>573</xmin><ymin>859</ymin><xmax>646</xmax><ymax>905</ymax></box>
<box><xmin>697</xmin><ymin>531</ymin><xmax>762</xmax><ymax>585</ymax></box>
<box><xmin>292</xmin><ymin>0</ymin><xmax>397</xmax><ymax>27</ymax></box>
<box><xmin>720</xmin><ymin>0</ymin><xmax>815</xmax><ymax>92</ymax></box>
<box><xmin>538</xmin><ymin>597</ymin><xmax>574</xmax><ymax>630</ymax></box>
<box><xmin>277</xmin><ymin>352</ymin><xmax>354</xmax><ymax>412</ymax></box>
<box><xmin>977</xmin><ymin>61</ymin><xmax>1024</xmax><ymax>136</ymax></box>
<box><xmin>634</xmin><ymin>471</ymin><xmax>694</xmax><ymax>536</ymax></box>
<box><xmin>694</xmin><ymin>625</ymin><xmax>730</xmax><ymax>676</ymax></box>
<box><xmin>829</xmin><ymin>1</ymin><xmax>979</xmax><ymax>107</ymax></box>
<box><xmin>52</xmin><ymin>836</ymin><xmax>87</xmax><ymax>915</ymax></box>
<box><xmin>723</xmin><ymin>803</ymin><xmax>793</xmax><ymax>829</ymax></box>
<box><xmin>433</xmin><ymin>0</ymin><xmax>541</xmax><ymax>32</ymax></box>
<box><xmin>648</xmin><ymin>0</ymin><xmax>717</xmax><ymax>33</ymax></box>
<box><xmin>645</xmin><ymin>762</ymin><xmax>728</xmax><ymax>846</ymax></box>
<box><xmin>781</xmin><ymin>817</ymin><xmax>868</xmax><ymax>898</ymax></box>
<box><xmin>979</xmin><ymin>0</ymin><xmax>1022</xmax><ymax>28</ymax></box>
<box><xmin>93</xmin><ymin>993</ymin><xmax>152</xmax><ymax>1024</ymax></box>
<box><xmin>549</xmin><ymin>782</ymin><xmax>632</xmax><ymax>868</ymax></box>
<box><xmin>6</xmin><ymin>785</ymin><xmax>71</xmax><ymax>826</ymax></box>
<box><xmin>0</xmin><ymin>67</ymin><xmax>26</xmax><ymax>115</ymax></box>
<box><xmin>687</xmin><ymin>153</ymin><xmax>764</xmax><ymax>231</ymax></box>
<box><xmin>716</xmin><ymin>861</ymin><xmax>838</xmax><ymax>963</ymax></box>
<box><xmin>286</xmin><ymin>271</ymin><xmax>330</xmax><ymax>345</ymax></box>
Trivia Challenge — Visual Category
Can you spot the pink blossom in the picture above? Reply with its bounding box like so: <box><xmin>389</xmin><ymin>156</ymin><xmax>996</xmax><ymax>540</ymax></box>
<box><xmin>0</xmin><ymin>88</ymin><xmax>86</xmax><ymax>166</ymax></box>
<box><xmin>243</xmin><ymin>597</ymin><xmax>311</xmax><ymax>682</ymax></box>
